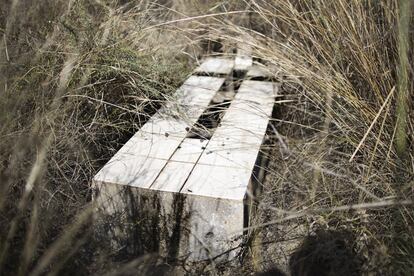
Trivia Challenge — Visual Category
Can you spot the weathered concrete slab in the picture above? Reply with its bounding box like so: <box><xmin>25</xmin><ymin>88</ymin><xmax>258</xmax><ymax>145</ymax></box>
<box><xmin>150</xmin><ymin>138</ymin><xmax>208</xmax><ymax>193</ymax></box>
<box><xmin>94</xmin><ymin>59</ymin><xmax>277</xmax><ymax>261</ymax></box>
<box><xmin>182</xmin><ymin>81</ymin><xmax>276</xmax><ymax>200</ymax></box>
<box><xmin>194</xmin><ymin>57</ymin><xmax>234</xmax><ymax>75</ymax></box>
<box><xmin>234</xmin><ymin>44</ymin><xmax>253</xmax><ymax>71</ymax></box>
<box><xmin>246</xmin><ymin>64</ymin><xmax>273</xmax><ymax>79</ymax></box>
<box><xmin>94</xmin><ymin>76</ymin><xmax>224</xmax><ymax>189</ymax></box>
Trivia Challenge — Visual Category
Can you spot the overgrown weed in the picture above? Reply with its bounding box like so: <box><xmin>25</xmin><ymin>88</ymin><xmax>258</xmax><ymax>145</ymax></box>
<box><xmin>1</xmin><ymin>0</ymin><xmax>190</xmax><ymax>274</ymax></box>
<box><xmin>215</xmin><ymin>0</ymin><xmax>413</xmax><ymax>274</ymax></box>
<box><xmin>0</xmin><ymin>0</ymin><xmax>413</xmax><ymax>275</ymax></box>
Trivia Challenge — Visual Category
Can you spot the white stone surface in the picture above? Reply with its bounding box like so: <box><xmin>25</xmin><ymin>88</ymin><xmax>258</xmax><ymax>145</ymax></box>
<box><xmin>194</xmin><ymin>57</ymin><xmax>234</xmax><ymax>75</ymax></box>
<box><xmin>181</xmin><ymin>81</ymin><xmax>276</xmax><ymax>200</ymax></box>
<box><xmin>94</xmin><ymin>76</ymin><xmax>224</xmax><ymax>189</ymax></box>
<box><xmin>94</xmin><ymin>64</ymin><xmax>277</xmax><ymax>261</ymax></box>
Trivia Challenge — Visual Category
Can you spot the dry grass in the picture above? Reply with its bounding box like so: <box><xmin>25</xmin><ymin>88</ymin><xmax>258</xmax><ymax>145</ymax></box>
<box><xmin>0</xmin><ymin>0</ymin><xmax>413</xmax><ymax>275</ymax></box>
<box><xmin>0</xmin><ymin>0</ymin><xmax>192</xmax><ymax>274</ymax></box>
<box><xmin>209</xmin><ymin>0</ymin><xmax>413</xmax><ymax>274</ymax></box>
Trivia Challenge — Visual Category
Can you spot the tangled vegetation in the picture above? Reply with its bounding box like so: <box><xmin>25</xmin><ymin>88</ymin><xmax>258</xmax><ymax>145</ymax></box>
<box><xmin>1</xmin><ymin>0</ymin><xmax>413</xmax><ymax>275</ymax></box>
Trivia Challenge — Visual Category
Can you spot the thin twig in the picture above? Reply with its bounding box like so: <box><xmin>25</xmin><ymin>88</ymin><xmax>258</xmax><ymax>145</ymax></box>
<box><xmin>349</xmin><ymin>86</ymin><xmax>395</xmax><ymax>162</ymax></box>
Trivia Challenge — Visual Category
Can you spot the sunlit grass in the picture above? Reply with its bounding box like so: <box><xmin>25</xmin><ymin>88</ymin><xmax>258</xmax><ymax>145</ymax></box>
<box><xmin>0</xmin><ymin>0</ymin><xmax>413</xmax><ymax>274</ymax></box>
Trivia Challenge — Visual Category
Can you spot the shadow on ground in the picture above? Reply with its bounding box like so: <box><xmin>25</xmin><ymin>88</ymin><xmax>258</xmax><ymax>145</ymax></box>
<box><xmin>257</xmin><ymin>229</ymin><xmax>362</xmax><ymax>276</ymax></box>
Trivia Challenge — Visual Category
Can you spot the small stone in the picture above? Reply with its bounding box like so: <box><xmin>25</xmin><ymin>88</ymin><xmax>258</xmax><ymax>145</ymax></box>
<box><xmin>205</xmin><ymin>231</ymin><xmax>214</xmax><ymax>238</ymax></box>
<box><xmin>212</xmin><ymin>93</ymin><xmax>225</xmax><ymax>104</ymax></box>
<box><xmin>222</xmin><ymin>90</ymin><xmax>236</xmax><ymax>101</ymax></box>
<box><xmin>187</xmin><ymin>129</ymin><xmax>212</xmax><ymax>140</ymax></box>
